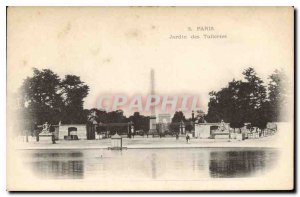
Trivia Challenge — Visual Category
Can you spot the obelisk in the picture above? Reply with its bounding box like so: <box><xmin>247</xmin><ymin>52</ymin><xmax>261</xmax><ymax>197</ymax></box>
<box><xmin>149</xmin><ymin>69</ymin><xmax>157</xmax><ymax>134</ymax></box>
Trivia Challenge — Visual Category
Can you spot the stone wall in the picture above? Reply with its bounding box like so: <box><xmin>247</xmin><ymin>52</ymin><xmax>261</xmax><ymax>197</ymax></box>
<box><xmin>58</xmin><ymin>124</ymin><xmax>87</xmax><ymax>140</ymax></box>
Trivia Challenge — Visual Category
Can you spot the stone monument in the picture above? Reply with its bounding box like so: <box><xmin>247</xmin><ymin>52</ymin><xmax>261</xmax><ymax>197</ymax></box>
<box><xmin>149</xmin><ymin>69</ymin><xmax>157</xmax><ymax>135</ymax></box>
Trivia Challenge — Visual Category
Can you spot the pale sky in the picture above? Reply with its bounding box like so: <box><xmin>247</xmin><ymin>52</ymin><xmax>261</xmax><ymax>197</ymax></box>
<box><xmin>7</xmin><ymin>7</ymin><xmax>294</xmax><ymax>116</ymax></box>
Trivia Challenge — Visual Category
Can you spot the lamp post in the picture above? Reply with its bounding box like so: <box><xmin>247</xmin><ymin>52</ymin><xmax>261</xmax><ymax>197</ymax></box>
<box><xmin>192</xmin><ymin>110</ymin><xmax>195</xmax><ymax>137</ymax></box>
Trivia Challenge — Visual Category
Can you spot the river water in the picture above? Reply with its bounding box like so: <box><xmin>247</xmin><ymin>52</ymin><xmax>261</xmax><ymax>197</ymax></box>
<box><xmin>22</xmin><ymin>148</ymin><xmax>278</xmax><ymax>180</ymax></box>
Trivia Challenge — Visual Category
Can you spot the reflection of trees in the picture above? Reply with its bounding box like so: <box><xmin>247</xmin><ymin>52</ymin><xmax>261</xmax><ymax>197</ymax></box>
<box><xmin>33</xmin><ymin>160</ymin><xmax>84</xmax><ymax>179</ymax></box>
<box><xmin>31</xmin><ymin>151</ymin><xmax>84</xmax><ymax>179</ymax></box>
<box><xmin>209</xmin><ymin>149</ymin><xmax>277</xmax><ymax>178</ymax></box>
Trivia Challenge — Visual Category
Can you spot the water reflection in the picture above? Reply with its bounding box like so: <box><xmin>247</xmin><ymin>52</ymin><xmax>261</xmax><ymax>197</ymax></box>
<box><xmin>209</xmin><ymin>150</ymin><xmax>276</xmax><ymax>178</ymax></box>
<box><xmin>23</xmin><ymin>148</ymin><xmax>278</xmax><ymax>180</ymax></box>
<box><xmin>32</xmin><ymin>160</ymin><xmax>84</xmax><ymax>179</ymax></box>
<box><xmin>33</xmin><ymin>152</ymin><xmax>83</xmax><ymax>159</ymax></box>
<box><xmin>151</xmin><ymin>153</ymin><xmax>157</xmax><ymax>179</ymax></box>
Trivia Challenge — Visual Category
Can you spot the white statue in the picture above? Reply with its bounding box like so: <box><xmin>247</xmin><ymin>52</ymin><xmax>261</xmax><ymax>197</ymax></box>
<box><xmin>41</xmin><ymin>122</ymin><xmax>50</xmax><ymax>133</ymax></box>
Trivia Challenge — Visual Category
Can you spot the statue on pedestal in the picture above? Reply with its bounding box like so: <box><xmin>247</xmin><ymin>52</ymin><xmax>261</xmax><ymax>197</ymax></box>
<box><xmin>40</xmin><ymin>122</ymin><xmax>50</xmax><ymax>134</ymax></box>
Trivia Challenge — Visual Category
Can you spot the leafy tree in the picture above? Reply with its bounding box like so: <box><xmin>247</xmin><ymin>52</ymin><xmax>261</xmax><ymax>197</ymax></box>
<box><xmin>171</xmin><ymin>111</ymin><xmax>186</xmax><ymax>133</ymax></box>
<box><xmin>205</xmin><ymin>91</ymin><xmax>222</xmax><ymax>123</ymax></box>
<box><xmin>128</xmin><ymin>112</ymin><xmax>150</xmax><ymax>132</ymax></box>
<box><xmin>89</xmin><ymin>108</ymin><xmax>108</xmax><ymax>123</ymax></box>
<box><xmin>106</xmin><ymin>110</ymin><xmax>127</xmax><ymax>123</ymax></box>
<box><xmin>206</xmin><ymin>67</ymin><xmax>269</xmax><ymax>132</ymax></box>
<box><xmin>268</xmin><ymin>69</ymin><xmax>290</xmax><ymax>121</ymax></box>
<box><xmin>87</xmin><ymin>109</ymin><xmax>150</xmax><ymax>135</ymax></box>
<box><xmin>172</xmin><ymin>111</ymin><xmax>186</xmax><ymax>122</ymax></box>
<box><xmin>60</xmin><ymin>75</ymin><xmax>89</xmax><ymax>123</ymax></box>
<box><xmin>242</xmin><ymin>67</ymin><xmax>267</xmax><ymax>125</ymax></box>
<box><xmin>194</xmin><ymin>110</ymin><xmax>206</xmax><ymax>123</ymax></box>
<box><xmin>103</xmin><ymin>110</ymin><xmax>128</xmax><ymax>134</ymax></box>
<box><xmin>206</xmin><ymin>80</ymin><xmax>247</xmax><ymax>132</ymax></box>
<box><xmin>19</xmin><ymin>68</ymin><xmax>89</xmax><ymax>126</ymax></box>
<box><xmin>20</xmin><ymin>68</ymin><xmax>63</xmax><ymax>125</ymax></box>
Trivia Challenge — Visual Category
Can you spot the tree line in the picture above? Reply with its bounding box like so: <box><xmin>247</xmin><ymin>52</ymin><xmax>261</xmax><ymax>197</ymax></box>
<box><xmin>205</xmin><ymin>67</ymin><xmax>289</xmax><ymax>131</ymax></box>
<box><xmin>17</xmin><ymin>67</ymin><xmax>289</xmax><ymax>133</ymax></box>
<box><xmin>18</xmin><ymin>68</ymin><xmax>89</xmax><ymax>127</ymax></box>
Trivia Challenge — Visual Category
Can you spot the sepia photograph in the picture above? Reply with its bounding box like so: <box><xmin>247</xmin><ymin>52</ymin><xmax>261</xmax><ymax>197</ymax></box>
<box><xmin>6</xmin><ymin>6</ymin><xmax>294</xmax><ymax>191</ymax></box>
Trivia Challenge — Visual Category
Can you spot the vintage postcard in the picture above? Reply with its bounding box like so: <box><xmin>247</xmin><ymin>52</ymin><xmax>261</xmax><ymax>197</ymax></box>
<box><xmin>6</xmin><ymin>7</ymin><xmax>294</xmax><ymax>191</ymax></box>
